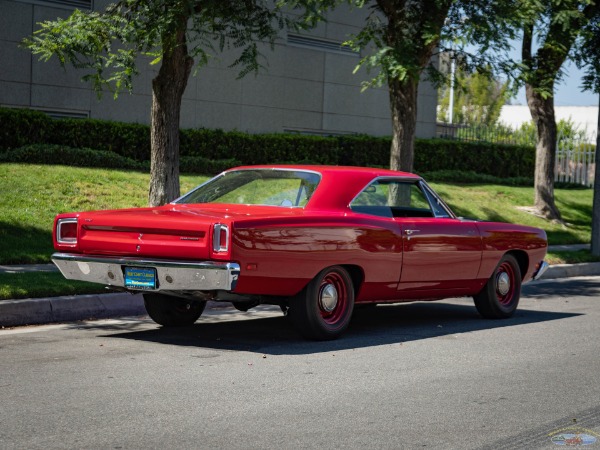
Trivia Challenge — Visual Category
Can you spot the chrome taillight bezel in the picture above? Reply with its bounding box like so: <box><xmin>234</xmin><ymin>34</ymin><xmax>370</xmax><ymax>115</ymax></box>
<box><xmin>212</xmin><ymin>224</ymin><xmax>229</xmax><ymax>253</ymax></box>
<box><xmin>56</xmin><ymin>218</ymin><xmax>78</xmax><ymax>244</ymax></box>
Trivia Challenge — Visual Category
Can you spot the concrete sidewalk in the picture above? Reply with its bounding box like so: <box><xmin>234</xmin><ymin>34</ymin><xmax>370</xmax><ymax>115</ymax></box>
<box><xmin>1</xmin><ymin>245</ymin><xmax>599</xmax><ymax>328</ymax></box>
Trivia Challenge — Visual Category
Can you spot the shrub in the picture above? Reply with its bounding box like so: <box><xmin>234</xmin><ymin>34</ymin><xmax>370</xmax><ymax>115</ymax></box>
<box><xmin>421</xmin><ymin>170</ymin><xmax>533</xmax><ymax>186</ymax></box>
<box><xmin>179</xmin><ymin>156</ymin><xmax>242</xmax><ymax>175</ymax></box>
<box><xmin>0</xmin><ymin>144</ymin><xmax>147</xmax><ymax>170</ymax></box>
<box><xmin>0</xmin><ymin>107</ymin><xmax>538</xmax><ymax>178</ymax></box>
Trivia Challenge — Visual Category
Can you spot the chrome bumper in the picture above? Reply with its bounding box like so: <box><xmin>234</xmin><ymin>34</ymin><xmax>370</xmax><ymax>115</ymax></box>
<box><xmin>52</xmin><ymin>253</ymin><xmax>240</xmax><ymax>292</ymax></box>
<box><xmin>531</xmin><ymin>260</ymin><xmax>549</xmax><ymax>281</ymax></box>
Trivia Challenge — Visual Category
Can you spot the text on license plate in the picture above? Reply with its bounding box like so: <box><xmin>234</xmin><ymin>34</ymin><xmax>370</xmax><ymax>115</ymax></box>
<box><xmin>124</xmin><ymin>267</ymin><xmax>156</xmax><ymax>290</ymax></box>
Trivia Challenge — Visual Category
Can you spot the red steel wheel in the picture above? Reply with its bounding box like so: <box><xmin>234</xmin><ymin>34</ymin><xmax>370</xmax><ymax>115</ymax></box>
<box><xmin>474</xmin><ymin>254</ymin><xmax>522</xmax><ymax>319</ymax></box>
<box><xmin>290</xmin><ymin>266</ymin><xmax>355</xmax><ymax>340</ymax></box>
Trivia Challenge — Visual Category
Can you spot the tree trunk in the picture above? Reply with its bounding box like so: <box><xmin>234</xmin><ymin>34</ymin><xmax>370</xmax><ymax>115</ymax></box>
<box><xmin>525</xmin><ymin>83</ymin><xmax>562</xmax><ymax>221</ymax></box>
<box><xmin>592</xmin><ymin>94</ymin><xmax>600</xmax><ymax>256</ymax></box>
<box><xmin>149</xmin><ymin>27</ymin><xmax>194</xmax><ymax>207</ymax></box>
<box><xmin>388</xmin><ymin>78</ymin><xmax>418</xmax><ymax>172</ymax></box>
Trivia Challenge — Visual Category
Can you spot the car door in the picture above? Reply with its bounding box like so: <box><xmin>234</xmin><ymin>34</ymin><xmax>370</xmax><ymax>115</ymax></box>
<box><xmin>385</xmin><ymin>180</ymin><xmax>483</xmax><ymax>293</ymax></box>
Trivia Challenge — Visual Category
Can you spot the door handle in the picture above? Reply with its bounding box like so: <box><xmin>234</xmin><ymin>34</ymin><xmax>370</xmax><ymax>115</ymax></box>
<box><xmin>405</xmin><ymin>229</ymin><xmax>420</xmax><ymax>241</ymax></box>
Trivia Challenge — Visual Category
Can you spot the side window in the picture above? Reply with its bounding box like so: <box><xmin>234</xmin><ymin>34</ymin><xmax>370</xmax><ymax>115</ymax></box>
<box><xmin>421</xmin><ymin>183</ymin><xmax>453</xmax><ymax>218</ymax></box>
<box><xmin>351</xmin><ymin>180</ymin><xmax>434</xmax><ymax>218</ymax></box>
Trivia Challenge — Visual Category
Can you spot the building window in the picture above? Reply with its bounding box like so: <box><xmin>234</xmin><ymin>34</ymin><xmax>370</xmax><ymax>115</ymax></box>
<box><xmin>287</xmin><ymin>34</ymin><xmax>358</xmax><ymax>57</ymax></box>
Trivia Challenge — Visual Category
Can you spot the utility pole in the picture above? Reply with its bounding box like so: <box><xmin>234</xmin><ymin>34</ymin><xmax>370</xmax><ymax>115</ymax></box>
<box><xmin>592</xmin><ymin>92</ymin><xmax>600</xmax><ymax>256</ymax></box>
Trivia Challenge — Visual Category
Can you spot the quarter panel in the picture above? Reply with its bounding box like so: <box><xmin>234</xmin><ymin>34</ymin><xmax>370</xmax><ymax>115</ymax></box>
<box><xmin>476</xmin><ymin>222</ymin><xmax>548</xmax><ymax>281</ymax></box>
<box><xmin>231</xmin><ymin>216</ymin><xmax>403</xmax><ymax>299</ymax></box>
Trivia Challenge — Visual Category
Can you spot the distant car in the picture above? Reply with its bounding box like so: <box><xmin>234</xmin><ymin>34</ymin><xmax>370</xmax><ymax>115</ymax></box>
<box><xmin>52</xmin><ymin>165</ymin><xmax>548</xmax><ymax>340</ymax></box>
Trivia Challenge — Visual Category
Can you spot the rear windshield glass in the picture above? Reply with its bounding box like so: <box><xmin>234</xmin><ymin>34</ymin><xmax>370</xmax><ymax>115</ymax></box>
<box><xmin>176</xmin><ymin>169</ymin><xmax>321</xmax><ymax>207</ymax></box>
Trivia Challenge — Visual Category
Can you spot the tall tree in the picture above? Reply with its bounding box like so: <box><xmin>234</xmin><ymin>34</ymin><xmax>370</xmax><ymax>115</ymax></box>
<box><xmin>519</xmin><ymin>0</ymin><xmax>600</xmax><ymax>221</ymax></box>
<box><xmin>346</xmin><ymin>0</ymin><xmax>518</xmax><ymax>172</ymax></box>
<box><xmin>575</xmin><ymin>9</ymin><xmax>600</xmax><ymax>254</ymax></box>
<box><xmin>25</xmin><ymin>0</ymin><xmax>333</xmax><ymax>206</ymax></box>
<box><xmin>437</xmin><ymin>67</ymin><xmax>510</xmax><ymax>126</ymax></box>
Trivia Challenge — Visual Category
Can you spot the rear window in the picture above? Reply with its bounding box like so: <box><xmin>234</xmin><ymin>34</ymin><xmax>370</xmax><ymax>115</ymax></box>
<box><xmin>176</xmin><ymin>169</ymin><xmax>321</xmax><ymax>207</ymax></box>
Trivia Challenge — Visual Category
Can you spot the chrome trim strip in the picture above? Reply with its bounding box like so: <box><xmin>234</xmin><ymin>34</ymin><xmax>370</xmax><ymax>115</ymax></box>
<box><xmin>51</xmin><ymin>253</ymin><xmax>240</xmax><ymax>291</ymax></box>
<box><xmin>532</xmin><ymin>260</ymin><xmax>549</xmax><ymax>281</ymax></box>
<box><xmin>56</xmin><ymin>218</ymin><xmax>78</xmax><ymax>244</ymax></box>
<box><xmin>213</xmin><ymin>224</ymin><xmax>229</xmax><ymax>252</ymax></box>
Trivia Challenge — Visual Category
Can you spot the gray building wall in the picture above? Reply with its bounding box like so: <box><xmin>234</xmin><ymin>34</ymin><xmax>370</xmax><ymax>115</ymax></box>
<box><xmin>0</xmin><ymin>0</ymin><xmax>437</xmax><ymax>138</ymax></box>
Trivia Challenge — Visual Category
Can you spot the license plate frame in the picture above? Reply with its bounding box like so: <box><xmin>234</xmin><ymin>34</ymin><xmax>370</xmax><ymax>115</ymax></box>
<box><xmin>124</xmin><ymin>266</ymin><xmax>157</xmax><ymax>290</ymax></box>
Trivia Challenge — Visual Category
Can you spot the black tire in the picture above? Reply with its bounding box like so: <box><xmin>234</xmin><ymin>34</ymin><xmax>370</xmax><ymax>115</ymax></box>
<box><xmin>289</xmin><ymin>266</ymin><xmax>355</xmax><ymax>340</ymax></box>
<box><xmin>143</xmin><ymin>293</ymin><xmax>206</xmax><ymax>327</ymax></box>
<box><xmin>474</xmin><ymin>254</ymin><xmax>521</xmax><ymax>319</ymax></box>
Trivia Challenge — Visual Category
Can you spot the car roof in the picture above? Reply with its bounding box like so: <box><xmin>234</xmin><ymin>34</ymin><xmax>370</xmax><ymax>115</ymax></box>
<box><xmin>227</xmin><ymin>165</ymin><xmax>422</xmax><ymax>210</ymax></box>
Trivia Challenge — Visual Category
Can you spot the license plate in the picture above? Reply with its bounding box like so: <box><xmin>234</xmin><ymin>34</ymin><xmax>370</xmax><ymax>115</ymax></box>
<box><xmin>124</xmin><ymin>267</ymin><xmax>156</xmax><ymax>290</ymax></box>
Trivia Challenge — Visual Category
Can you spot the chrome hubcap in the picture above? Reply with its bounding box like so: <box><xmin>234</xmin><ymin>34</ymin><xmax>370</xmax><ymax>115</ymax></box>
<box><xmin>496</xmin><ymin>272</ymin><xmax>511</xmax><ymax>296</ymax></box>
<box><xmin>319</xmin><ymin>283</ymin><xmax>338</xmax><ymax>312</ymax></box>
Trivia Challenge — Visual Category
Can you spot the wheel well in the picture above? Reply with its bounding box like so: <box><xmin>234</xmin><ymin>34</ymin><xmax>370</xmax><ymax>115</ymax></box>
<box><xmin>340</xmin><ymin>264</ymin><xmax>364</xmax><ymax>296</ymax></box>
<box><xmin>507</xmin><ymin>250</ymin><xmax>528</xmax><ymax>280</ymax></box>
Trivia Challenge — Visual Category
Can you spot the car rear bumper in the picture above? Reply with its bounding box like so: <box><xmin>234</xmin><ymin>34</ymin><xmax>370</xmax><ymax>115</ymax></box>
<box><xmin>531</xmin><ymin>260</ymin><xmax>549</xmax><ymax>281</ymax></box>
<box><xmin>51</xmin><ymin>253</ymin><xmax>240</xmax><ymax>292</ymax></box>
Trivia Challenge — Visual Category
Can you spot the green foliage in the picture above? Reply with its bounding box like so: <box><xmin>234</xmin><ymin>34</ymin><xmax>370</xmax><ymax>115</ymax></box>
<box><xmin>0</xmin><ymin>108</ymin><xmax>540</xmax><ymax>178</ymax></box>
<box><xmin>346</xmin><ymin>1</ymin><xmax>520</xmax><ymax>91</ymax></box>
<box><xmin>0</xmin><ymin>145</ymin><xmax>147</xmax><ymax>170</ymax></box>
<box><xmin>422</xmin><ymin>170</ymin><xmax>533</xmax><ymax>186</ymax></box>
<box><xmin>438</xmin><ymin>68</ymin><xmax>510</xmax><ymax>126</ymax></box>
<box><xmin>23</xmin><ymin>0</ymin><xmax>338</xmax><ymax>97</ymax></box>
<box><xmin>414</xmin><ymin>139</ymin><xmax>535</xmax><ymax>178</ymax></box>
<box><xmin>0</xmin><ymin>108</ymin><xmax>50</xmax><ymax>149</ymax></box>
<box><xmin>180</xmin><ymin>156</ymin><xmax>241</xmax><ymax>175</ymax></box>
<box><xmin>517</xmin><ymin>0</ymin><xmax>600</xmax><ymax>98</ymax></box>
<box><xmin>575</xmin><ymin>12</ymin><xmax>600</xmax><ymax>93</ymax></box>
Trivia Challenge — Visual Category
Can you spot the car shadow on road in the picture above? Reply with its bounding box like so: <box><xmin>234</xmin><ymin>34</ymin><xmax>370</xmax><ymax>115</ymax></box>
<box><xmin>100</xmin><ymin>300</ymin><xmax>581</xmax><ymax>355</ymax></box>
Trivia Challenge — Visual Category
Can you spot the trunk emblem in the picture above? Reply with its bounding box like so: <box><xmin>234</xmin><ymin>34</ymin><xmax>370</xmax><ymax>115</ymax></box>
<box><xmin>138</xmin><ymin>233</ymin><xmax>143</xmax><ymax>240</ymax></box>
<box><xmin>136</xmin><ymin>245</ymin><xmax>141</xmax><ymax>252</ymax></box>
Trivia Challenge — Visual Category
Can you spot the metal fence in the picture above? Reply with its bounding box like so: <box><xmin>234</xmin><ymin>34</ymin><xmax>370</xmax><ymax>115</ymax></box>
<box><xmin>555</xmin><ymin>136</ymin><xmax>596</xmax><ymax>187</ymax></box>
<box><xmin>436</xmin><ymin>122</ymin><xmax>596</xmax><ymax>187</ymax></box>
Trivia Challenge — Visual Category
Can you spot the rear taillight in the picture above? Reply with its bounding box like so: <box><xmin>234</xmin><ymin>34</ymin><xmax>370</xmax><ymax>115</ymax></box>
<box><xmin>57</xmin><ymin>218</ymin><xmax>78</xmax><ymax>244</ymax></box>
<box><xmin>212</xmin><ymin>224</ymin><xmax>229</xmax><ymax>253</ymax></box>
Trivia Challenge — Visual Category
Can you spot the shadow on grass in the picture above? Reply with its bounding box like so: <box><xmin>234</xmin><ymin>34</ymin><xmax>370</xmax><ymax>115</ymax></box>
<box><xmin>0</xmin><ymin>221</ymin><xmax>53</xmax><ymax>264</ymax></box>
<box><xmin>94</xmin><ymin>299</ymin><xmax>580</xmax><ymax>356</ymax></box>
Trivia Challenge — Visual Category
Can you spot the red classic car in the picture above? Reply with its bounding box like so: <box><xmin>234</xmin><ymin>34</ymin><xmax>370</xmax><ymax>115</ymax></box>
<box><xmin>52</xmin><ymin>165</ymin><xmax>548</xmax><ymax>340</ymax></box>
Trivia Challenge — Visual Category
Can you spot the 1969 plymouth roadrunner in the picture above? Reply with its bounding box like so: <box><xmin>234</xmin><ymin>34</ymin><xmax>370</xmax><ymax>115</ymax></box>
<box><xmin>52</xmin><ymin>165</ymin><xmax>548</xmax><ymax>340</ymax></box>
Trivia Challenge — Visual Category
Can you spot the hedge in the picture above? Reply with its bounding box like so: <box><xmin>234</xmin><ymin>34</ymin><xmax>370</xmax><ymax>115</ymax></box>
<box><xmin>0</xmin><ymin>107</ymin><xmax>536</xmax><ymax>178</ymax></box>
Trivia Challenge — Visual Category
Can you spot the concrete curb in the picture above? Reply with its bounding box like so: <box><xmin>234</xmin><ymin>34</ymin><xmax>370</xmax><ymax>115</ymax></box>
<box><xmin>1</xmin><ymin>262</ymin><xmax>599</xmax><ymax>328</ymax></box>
<box><xmin>540</xmin><ymin>262</ymin><xmax>600</xmax><ymax>280</ymax></box>
<box><xmin>0</xmin><ymin>293</ymin><xmax>146</xmax><ymax>327</ymax></box>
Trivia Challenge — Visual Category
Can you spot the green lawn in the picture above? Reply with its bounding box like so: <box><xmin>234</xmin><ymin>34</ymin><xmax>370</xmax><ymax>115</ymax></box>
<box><xmin>0</xmin><ymin>164</ymin><xmax>208</xmax><ymax>264</ymax></box>
<box><xmin>0</xmin><ymin>162</ymin><xmax>595</xmax><ymax>301</ymax></box>
<box><xmin>0</xmin><ymin>163</ymin><xmax>593</xmax><ymax>266</ymax></box>
<box><xmin>0</xmin><ymin>272</ymin><xmax>108</xmax><ymax>300</ymax></box>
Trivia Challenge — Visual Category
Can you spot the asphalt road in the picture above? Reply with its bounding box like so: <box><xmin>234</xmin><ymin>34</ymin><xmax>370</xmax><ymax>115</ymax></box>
<box><xmin>1</xmin><ymin>276</ymin><xmax>600</xmax><ymax>449</ymax></box>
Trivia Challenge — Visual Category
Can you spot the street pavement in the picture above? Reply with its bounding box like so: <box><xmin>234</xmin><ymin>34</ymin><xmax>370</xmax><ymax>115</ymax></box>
<box><xmin>1</xmin><ymin>275</ymin><xmax>600</xmax><ymax>449</ymax></box>
<box><xmin>1</xmin><ymin>244</ymin><xmax>599</xmax><ymax>327</ymax></box>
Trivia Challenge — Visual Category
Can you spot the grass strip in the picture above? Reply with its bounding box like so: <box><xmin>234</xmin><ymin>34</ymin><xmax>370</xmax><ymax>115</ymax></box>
<box><xmin>1</xmin><ymin>163</ymin><xmax>593</xmax><ymax>265</ymax></box>
<box><xmin>0</xmin><ymin>272</ymin><xmax>109</xmax><ymax>300</ymax></box>
<box><xmin>546</xmin><ymin>250</ymin><xmax>600</xmax><ymax>265</ymax></box>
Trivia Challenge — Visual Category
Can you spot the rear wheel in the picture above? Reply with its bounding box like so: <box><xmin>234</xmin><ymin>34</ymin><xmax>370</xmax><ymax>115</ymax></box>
<box><xmin>474</xmin><ymin>254</ymin><xmax>521</xmax><ymax>319</ymax></box>
<box><xmin>289</xmin><ymin>266</ymin><xmax>355</xmax><ymax>340</ymax></box>
<box><xmin>143</xmin><ymin>293</ymin><xmax>206</xmax><ymax>327</ymax></box>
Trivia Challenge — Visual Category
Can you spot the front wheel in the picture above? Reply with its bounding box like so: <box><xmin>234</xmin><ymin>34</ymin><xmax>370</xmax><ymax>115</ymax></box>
<box><xmin>474</xmin><ymin>254</ymin><xmax>521</xmax><ymax>319</ymax></box>
<box><xmin>289</xmin><ymin>266</ymin><xmax>355</xmax><ymax>340</ymax></box>
<box><xmin>143</xmin><ymin>293</ymin><xmax>206</xmax><ymax>327</ymax></box>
